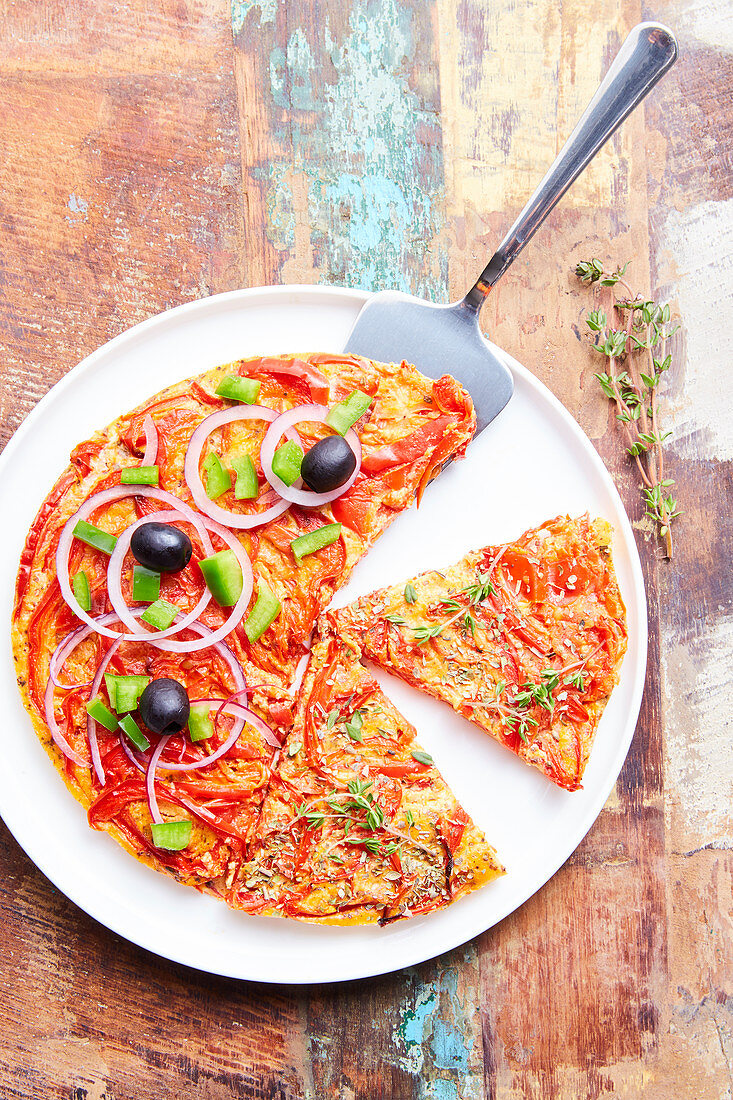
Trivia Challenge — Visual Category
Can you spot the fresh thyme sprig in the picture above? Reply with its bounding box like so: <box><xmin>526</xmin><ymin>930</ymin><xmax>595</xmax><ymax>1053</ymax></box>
<box><xmin>576</xmin><ymin>258</ymin><xmax>681</xmax><ymax>557</ymax></box>
<box><xmin>409</xmin><ymin>570</ymin><xmax>494</xmax><ymax>645</ymax></box>
<box><xmin>294</xmin><ymin>779</ymin><xmax>401</xmax><ymax>858</ymax></box>
<box><xmin>482</xmin><ymin>666</ymin><xmax>588</xmax><ymax>743</ymax></box>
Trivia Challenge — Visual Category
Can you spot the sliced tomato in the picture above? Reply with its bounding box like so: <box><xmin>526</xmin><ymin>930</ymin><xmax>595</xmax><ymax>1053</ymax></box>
<box><xmin>438</xmin><ymin>807</ymin><xmax>469</xmax><ymax>855</ymax></box>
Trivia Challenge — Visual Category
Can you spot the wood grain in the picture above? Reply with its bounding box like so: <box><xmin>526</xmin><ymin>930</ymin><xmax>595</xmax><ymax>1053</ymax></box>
<box><xmin>0</xmin><ymin>0</ymin><xmax>731</xmax><ymax>1097</ymax></box>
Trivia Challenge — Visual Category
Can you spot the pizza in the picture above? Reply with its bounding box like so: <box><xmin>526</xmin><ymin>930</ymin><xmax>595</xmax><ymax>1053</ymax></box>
<box><xmin>235</xmin><ymin>617</ymin><xmax>504</xmax><ymax>923</ymax></box>
<box><xmin>333</xmin><ymin>515</ymin><xmax>628</xmax><ymax>791</ymax></box>
<box><xmin>11</xmin><ymin>352</ymin><xmax>482</xmax><ymax>917</ymax></box>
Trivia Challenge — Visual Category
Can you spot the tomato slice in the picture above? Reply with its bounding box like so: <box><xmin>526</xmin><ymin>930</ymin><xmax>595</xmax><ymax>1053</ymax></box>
<box><xmin>438</xmin><ymin>806</ymin><xmax>469</xmax><ymax>854</ymax></box>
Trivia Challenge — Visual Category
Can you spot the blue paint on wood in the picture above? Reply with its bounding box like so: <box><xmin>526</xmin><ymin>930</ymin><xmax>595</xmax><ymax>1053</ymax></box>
<box><xmin>430</xmin><ymin>1017</ymin><xmax>470</xmax><ymax>1072</ymax></box>
<box><xmin>231</xmin><ymin>0</ymin><xmax>276</xmax><ymax>35</ymax></box>
<box><xmin>242</xmin><ymin>0</ymin><xmax>446</xmax><ymax>296</ymax></box>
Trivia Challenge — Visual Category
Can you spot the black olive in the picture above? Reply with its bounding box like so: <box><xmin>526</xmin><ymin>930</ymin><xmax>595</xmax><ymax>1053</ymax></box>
<box><xmin>130</xmin><ymin>522</ymin><xmax>192</xmax><ymax>573</ymax></box>
<box><xmin>301</xmin><ymin>435</ymin><xmax>357</xmax><ymax>493</ymax></box>
<box><xmin>139</xmin><ymin>678</ymin><xmax>190</xmax><ymax>735</ymax></box>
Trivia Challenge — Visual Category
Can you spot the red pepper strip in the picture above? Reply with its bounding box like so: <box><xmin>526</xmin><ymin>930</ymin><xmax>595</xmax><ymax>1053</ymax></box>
<box><xmin>293</xmin><ymin>819</ymin><xmax>319</xmax><ymax>871</ymax></box>
<box><xmin>232</xmin><ymin>892</ymin><xmax>270</xmax><ymax>914</ymax></box>
<box><xmin>301</xmin><ymin>640</ymin><xmax>342</xmax><ymax>763</ymax></box>
<box><xmin>191</xmin><ymin>380</ymin><xmax>226</xmax><ymax>406</ymax></box>
<box><xmin>330</xmin><ymin>477</ymin><xmax>374</xmax><ymax>535</ymax></box>
<box><xmin>430</xmin><ymin>374</ymin><xmax>474</xmax><ymax>426</ymax></box>
<box><xmin>70</xmin><ymin>439</ymin><xmax>106</xmax><ymax>480</ymax></box>
<box><xmin>370</xmin><ymin>761</ymin><xmax>424</xmax><ymax>779</ymax></box>
<box><xmin>361</xmin><ymin>415</ymin><xmax>457</xmax><ymax>474</ymax></box>
<box><xmin>237</xmin><ymin>356</ymin><xmax>330</xmax><ymax>403</ymax></box>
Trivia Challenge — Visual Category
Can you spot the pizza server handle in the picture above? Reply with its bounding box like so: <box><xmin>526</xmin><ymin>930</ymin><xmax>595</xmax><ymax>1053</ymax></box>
<box><xmin>462</xmin><ymin>22</ymin><xmax>678</xmax><ymax>313</ymax></box>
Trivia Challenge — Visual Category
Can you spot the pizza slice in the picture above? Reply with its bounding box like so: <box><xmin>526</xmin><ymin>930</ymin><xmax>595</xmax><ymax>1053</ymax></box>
<box><xmin>333</xmin><ymin>515</ymin><xmax>628</xmax><ymax>792</ymax></box>
<box><xmin>229</xmin><ymin>620</ymin><xmax>504</xmax><ymax>924</ymax></box>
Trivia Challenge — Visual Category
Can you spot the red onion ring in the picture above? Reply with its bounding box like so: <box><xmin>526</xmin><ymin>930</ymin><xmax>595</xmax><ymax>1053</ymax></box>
<box><xmin>106</xmin><ymin>508</ymin><xmax>214</xmax><ymax>641</ymax></box>
<box><xmin>175</xmin><ymin>792</ymin><xmax>217</xmax><ymax>823</ymax></box>
<box><xmin>184</xmin><ymin>406</ymin><xmax>301</xmax><ymax>529</ymax></box>
<box><xmin>141</xmin><ymin>415</ymin><xmax>158</xmax><ymax>466</ymax></box>
<box><xmin>146</xmin><ymin>734</ymin><xmax>171</xmax><ymax>824</ymax></box>
<box><xmin>86</xmin><ymin>637</ymin><xmax>123</xmax><ymax>786</ymax></box>
<box><xmin>43</xmin><ymin>678</ymin><xmax>87</xmax><ymax>768</ymax></box>
<box><xmin>119</xmin><ymin>734</ymin><xmax>145</xmax><ymax>773</ymax></box>
<box><xmin>45</xmin><ymin>612</ymin><xmax>247</xmax><ymax>777</ymax></box>
<box><xmin>213</xmin><ymin>694</ymin><xmax>281</xmax><ymax>748</ymax></box>
<box><xmin>132</xmin><ymin>517</ymin><xmax>254</xmax><ymax>654</ymax></box>
<box><xmin>260</xmin><ymin>404</ymin><xmax>362</xmax><ymax>506</ymax></box>
<box><xmin>154</xmin><ymin>701</ymin><xmax>279</xmax><ymax>773</ymax></box>
<box><xmin>123</xmin><ymin>732</ymin><xmax>216</xmax><ymax>824</ymax></box>
<box><xmin>49</xmin><ymin>612</ymin><xmax>247</xmax><ymax>698</ymax></box>
<box><xmin>49</xmin><ymin>621</ymin><xmax>95</xmax><ymax>689</ymax></box>
<box><xmin>56</xmin><ymin>486</ymin><xmax>214</xmax><ymax>639</ymax></box>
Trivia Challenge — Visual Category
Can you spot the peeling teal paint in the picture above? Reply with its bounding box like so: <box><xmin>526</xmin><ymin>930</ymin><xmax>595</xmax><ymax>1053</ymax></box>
<box><xmin>248</xmin><ymin>0</ymin><xmax>446</xmax><ymax>296</ymax></box>
<box><xmin>265</xmin><ymin>167</ymin><xmax>295</xmax><ymax>250</ymax></box>
<box><xmin>399</xmin><ymin>983</ymin><xmax>438</xmax><ymax>1074</ymax></box>
<box><xmin>66</xmin><ymin>193</ymin><xmax>89</xmax><ymax>223</ymax></box>
<box><xmin>312</xmin><ymin>0</ymin><xmax>446</xmax><ymax>296</ymax></box>
<box><xmin>269</xmin><ymin>46</ymin><xmax>287</xmax><ymax>107</ymax></box>
<box><xmin>430</xmin><ymin>1017</ymin><xmax>470</xmax><ymax>1072</ymax></box>
<box><xmin>395</xmin><ymin>959</ymin><xmax>483</xmax><ymax>1099</ymax></box>
<box><xmin>231</xmin><ymin>0</ymin><xmax>276</xmax><ymax>35</ymax></box>
<box><xmin>286</xmin><ymin>28</ymin><xmax>316</xmax><ymax>110</ymax></box>
<box><xmin>424</xmin><ymin>1081</ymin><xmax>460</xmax><ymax>1100</ymax></box>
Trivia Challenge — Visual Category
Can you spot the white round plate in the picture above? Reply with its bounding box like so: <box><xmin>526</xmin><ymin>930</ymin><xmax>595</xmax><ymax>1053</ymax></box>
<box><xmin>0</xmin><ymin>286</ymin><xmax>646</xmax><ymax>984</ymax></box>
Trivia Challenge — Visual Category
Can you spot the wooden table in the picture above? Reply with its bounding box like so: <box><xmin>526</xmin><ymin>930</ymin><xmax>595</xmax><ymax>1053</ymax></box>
<box><xmin>1</xmin><ymin>2</ymin><xmax>731</xmax><ymax>1096</ymax></box>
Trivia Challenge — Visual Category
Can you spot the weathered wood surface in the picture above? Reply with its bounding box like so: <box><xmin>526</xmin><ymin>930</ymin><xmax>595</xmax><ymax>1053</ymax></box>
<box><xmin>0</xmin><ymin>0</ymin><xmax>731</xmax><ymax>1097</ymax></box>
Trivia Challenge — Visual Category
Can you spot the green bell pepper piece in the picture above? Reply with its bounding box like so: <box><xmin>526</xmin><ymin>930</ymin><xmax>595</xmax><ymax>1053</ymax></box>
<box><xmin>231</xmin><ymin>453</ymin><xmax>258</xmax><ymax>500</ymax></box>
<box><xmin>290</xmin><ymin>523</ymin><xmax>342</xmax><ymax>562</ymax></box>
<box><xmin>150</xmin><ymin>820</ymin><xmax>192</xmax><ymax>850</ymax></box>
<box><xmin>119</xmin><ymin>714</ymin><xmax>150</xmax><ymax>752</ymax></box>
<box><xmin>215</xmin><ymin>375</ymin><xmax>261</xmax><ymax>404</ymax></box>
<box><xmin>271</xmin><ymin>440</ymin><xmax>304</xmax><ymax>486</ymax></box>
<box><xmin>203</xmin><ymin>452</ymin><xmax>232</xmax><ymax>500</ymax></box>
<box><xmin>72</xmin><ymin>570</ymin><xmax>92</xmax><ymax>612</ymax></box>
<box><xmin>132</xmin><ymin>565</ymin><xmax>161</xmax><ymax>603</ymax></box>
<box><xmin>188</xmin><ymin>703</ymin><xmax>214</xmax><ymax>743</ymax></box>
<box><xmin>141</xmin><ymin>599</ymin><xmax>179</xmax><ymax>631</ymax></box>
<box><xmin>105</xmin><ymin>674</ymin><xmax>151</xmax><ymax>714</ymax></box>
<box><xmin>73</xmin><ymin>519</ymin><xmax>117</xmax><ymax>556</ymax></box>
<box><xmin>120</xmin><ymin>465</ymin><xmax>159</xmax><ymax>485</ymax></box>
<box><xmin>244</xmin><ymin>581</ymin><xmax>281</xmax><ymax>642</ymax></box>
<box><xmin>325</xmin><ymin>390</ymin><xmax>373</xmax><ymax>435</ymax></box>
<box><xmin>199</xmin><ymin>549</ymin><xmax>243</xmax><ymax>607</ymax></box>
<box><xmin>86</xmin><ymin>697</ymin><xmax>119</xmax><ymax>732</ymax></box>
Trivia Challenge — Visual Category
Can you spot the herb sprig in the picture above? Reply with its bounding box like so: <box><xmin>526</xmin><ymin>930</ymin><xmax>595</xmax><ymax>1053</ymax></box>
<box><xmin>409</xmin><ymin>570</ymin><xmax>495</xmax><ymax>645</ymax></box>
<box><xmin>482</xmin><ymin>665</ymin><xmax>588</xmax><ymax>743</ymax></box>
<box><xmin>295</xmin><ymin>779</ymin><xmax>410</xmax><ymax>859</ymax></box>
<box><xmin>576</xmin><ymin>259</ymin><xmax>681</xmax><ymax>557</ymax></box>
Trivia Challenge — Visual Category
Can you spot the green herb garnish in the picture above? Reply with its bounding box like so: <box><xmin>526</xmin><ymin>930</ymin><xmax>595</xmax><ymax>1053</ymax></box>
<box><xmin>411</xmin><ymin>749</ymin><xmax>433</xmax><ymax>766</ymax></box>
<box><xmin>576</xmin><ymin>258</ymin><xmax>681</xmax><ymax>556</ymax></box>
